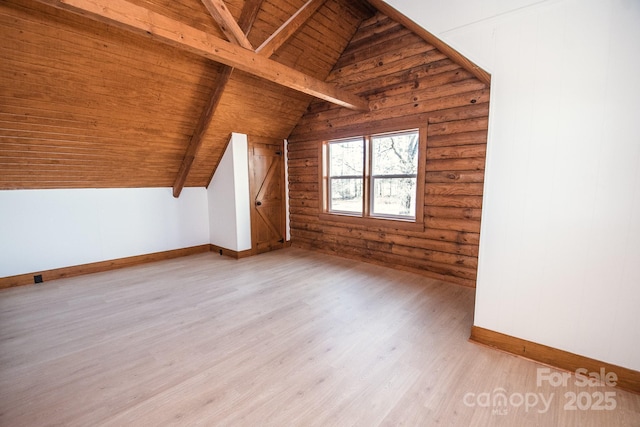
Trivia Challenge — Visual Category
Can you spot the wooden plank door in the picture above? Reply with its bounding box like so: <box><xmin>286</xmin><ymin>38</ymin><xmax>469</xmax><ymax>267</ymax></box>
<box><xmin>248</xmin><ymin>137</ymin><xmax>286</xmax><ymax>254</ymax></box>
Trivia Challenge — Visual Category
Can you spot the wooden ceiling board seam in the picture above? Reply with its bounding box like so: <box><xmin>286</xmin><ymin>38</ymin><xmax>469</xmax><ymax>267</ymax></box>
<box><xmin>0</xmin><ymin>104</ymin><xmax>208</xmax><ymax>135</ymax></box>
<box><xmin>0</xmin><ymin>98</ymin><xmax>206</xmax><ymax>131</ymax></box>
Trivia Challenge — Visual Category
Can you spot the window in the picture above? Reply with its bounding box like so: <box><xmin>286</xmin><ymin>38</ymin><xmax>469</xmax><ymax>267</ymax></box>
<box><xmin>328</xmin><ymin>138</ymin><xmax>364</xmax><ymax>215</ymax></box>
<box><xmin>321</xmin><ymin>129</ymin><xmax>425</xmax><ymax>229</ymax></box>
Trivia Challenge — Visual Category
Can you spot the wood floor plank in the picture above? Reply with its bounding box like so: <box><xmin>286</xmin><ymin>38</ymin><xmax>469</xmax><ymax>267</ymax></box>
<box><xmin>0</xmin><ymin>248</ymin><xmax>638</xmax><ymax>426</ymax></box>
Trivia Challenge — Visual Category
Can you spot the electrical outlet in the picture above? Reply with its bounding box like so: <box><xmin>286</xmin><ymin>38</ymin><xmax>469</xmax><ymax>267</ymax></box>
<box><xmin>34</xmin><ymin>274</ymin><xmax>43</xmax><ymax>284</ymax></box>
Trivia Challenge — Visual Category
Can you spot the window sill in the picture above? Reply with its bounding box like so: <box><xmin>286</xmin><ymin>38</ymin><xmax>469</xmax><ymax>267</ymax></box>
<box><xmin>319</xmin><ymin>212</ymin><xmax>425</xmax><ymax>232</ymax></box>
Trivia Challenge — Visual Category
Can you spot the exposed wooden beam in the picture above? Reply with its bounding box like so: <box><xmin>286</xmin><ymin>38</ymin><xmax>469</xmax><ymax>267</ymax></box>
<box><xmin>366</xmin><ymin>0</ymin><xmax>491</xmax><ymax>86</ymax></box>
<box><xmin>256</xmin><ymin>0</ymin><xmax>328</xmax><ymax>58</ymax></box>
<box><xmin>34</xmin><ymin>0</ymin><xmax>370</xmax><ymax>111</ymax></box>
<box><xmin>173</xmin><ymin>0</ymin><xmax>264</xmax><ymax>198</ymax></box>
<box><xmin>237</xmin><ymin>0</ymin><xmax>263</xmax><ymax>34</ymax></box>
<box><xmin>172</xmin><ymin>67</ymin><xmax>233</xmax><ymax>198</ymax></box>
<box><xmin>200</xmin><ymin>0</ymin><xmax>253</xmax><ymax>50</ymax></box>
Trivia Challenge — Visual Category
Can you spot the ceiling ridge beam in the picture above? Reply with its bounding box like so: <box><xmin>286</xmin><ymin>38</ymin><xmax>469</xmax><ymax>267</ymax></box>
<box><xmin>34</xmin><ymin>0</ymin><xmax>370</xmax><ymax>111</ymax></box>
<box><xmin>200</xmin><ymin>0</ymin><xmax>253</xmax><ymax>50</ymax></box>
<box><xmin>173</xmin><ymin>0</ymin><xmax>264</xmax><ymax>198</ymax></box>
<box><xmin>366</xmin><ymin>0</ymin><xmax>491</xmax><ymax>86</ymax></box>
<box><xmin>256</xmin><ymin>0</ymin><xmax>328</xmax><ymax>58</ymax></box>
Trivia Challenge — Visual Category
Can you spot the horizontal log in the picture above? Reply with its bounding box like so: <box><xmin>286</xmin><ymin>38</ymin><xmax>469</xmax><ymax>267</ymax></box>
<box><xmin>427</xmin><ymin>130</ymin><xmax>488</xmax><ymax>148</ymax></box>
<box><xmin>335</xmin><ymin>31</ymin><xmax>424</xmax><ymax>69</ymax></box>
<box><xmin>425</xmin><ymin>206</ymin><xmax>482</xmax><ymax>220</ymax></box>
<box><xmin>287</xmin><ymin>174</ymin><xmax>319</xmax><ymax>184</ymax></box>
<box><xmin>287</xmin><ymin>167</ymin><xmax>318</xmax><ymax>178</ymax></box>
<box><xmin>422</xmin><ymin>228</ymin><xmax>479</xmax><ymax>245</ymax></box>
<box><xmin>425</xmin><ymin>157</ymin><xmax>486</xmax><ymax>171</ymax></box>
<box><xmin>288</xmin><ymin>198</ymin><xmax>319</xmax><ymax>208</ymax></box>
<box><xmin>328</xmin><ymin>50</ymin><xmax>448</xmax><ymax>86</ymax></box>
<box><xmin>333</xmin><ymin>41</ymin><xmax>436</xmax><ymax>80</ymax></box>
<box><xmin>290</xmin><ymin>219</ymin><xmax>480</xmax><ymax>248</ymax></box>
<box><xmin>286</xmin><ymin>140</ymin><xmax>319</xmax><ymax>152</ymax></box>
<box><xmin>427</xmin><ymin>104</ymin><xmax>489</xmax><ymax>125</ymax></box>
<box><xmin>289</xmin><ymin>206</ymin><xmax>319</xmax><ymax>216</ymax></box>
<box><xmin>390</xmin><ymin>244</ymin><xmax>478</xmax><ymax>269</ymax></box>
<box><xmin>425</xmin><ymin>183</ymin><xmax>484</xmax><ymax>196</ymax></box>
<box><xmin>398</xmin><ymin>235</ymin><xmax>478</xmax><ymax>257</ymax></box>
<box><xmin>290</xmin><ymin>216</ymin><xmax>479</xmax><ymax>241</ymax></box>
<box><xmin>428</xmin><ymin>117</ymin><xmax>489</xmax><ymax>136</ymax></box>
<box><xmin>347</xmin><ymin>15</ymin><xmax>400</xmax><ymax>45</ymax></box>
<box><xmin>287</xmin><ymin>148</ymin><xmax>318</xmax><ymax>160</ymax></box>
<box><xmin>342</xmin><ymin>21</ymin><xmax>406</xmax><ymax>55</ymax></box>
<box><xmin>425</xmin><ymin>217</ymin><xmax>481</xmax><ymax>233</ymax></box>
<box><xmin>288</xmin><ymin>182</ymin><xmax>319</xmax><ymax>193</ymax></box>
<box><xmin>288</xmin><ymin>190</ymin><xmax>319</xmax><ymax>200</ymax></box>
<box><xmin>288</xmin><ymin>158</ymin><xmax>319</xmax><ymax>168</ymax></box>
<box><xmin>425</xmin><ymin>195</ymin><xmax>483</xmax><ymax>208</ymax></box>
<box><xmin>426</xmin><ymin>144</ymin><xmax>486</xmax><ymax>160</ymax></box>
<box><xmin>357</xmin><ymin>10</ymin><xmax>391</xmax><ymax>30</ymax></box>
<box><xmin>338</xmin><ymin>59</ymin><xmax>460</xmax><ymax>97</ymax></box>
<box><xmin>425</xmin><ymin>170</ymin><xmax>485</xmax><ymax>183</ymax></box>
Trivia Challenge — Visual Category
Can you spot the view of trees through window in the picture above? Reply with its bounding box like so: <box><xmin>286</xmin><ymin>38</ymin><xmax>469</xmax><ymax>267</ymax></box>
<box><xmin>328</xmin><ymin>138</ymin><xmax>364</xmax><ymax>214</ymax></box>
<box><xmin>371</xmin><ymin>131</ymin><xmax>418</xmax><ymax>218</ymax></box>
<box><xmin>327</xmin><ymin>130</ymin><xmax>419</xmax><ymax>220</ymax></box>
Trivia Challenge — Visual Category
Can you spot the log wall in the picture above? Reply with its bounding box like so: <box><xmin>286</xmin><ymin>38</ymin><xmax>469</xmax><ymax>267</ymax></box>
<box><xmin>287</xmin><ymin>12</ymin><xmax>490</xmax><ymax>287</ymax></box>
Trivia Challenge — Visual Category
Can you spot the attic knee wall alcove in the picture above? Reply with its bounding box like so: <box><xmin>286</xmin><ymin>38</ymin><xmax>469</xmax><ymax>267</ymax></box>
<box><xmin>0</xmin><ymin>133</ymin><xmax>259</xmax><ymax>287</ymax></box>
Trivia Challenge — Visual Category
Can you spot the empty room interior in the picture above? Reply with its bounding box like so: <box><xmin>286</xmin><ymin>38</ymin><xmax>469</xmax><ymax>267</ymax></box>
<box><xmin>1</xmin><ymin>0</ymin><xmax>639</xmax><ymax>425</ymax></box>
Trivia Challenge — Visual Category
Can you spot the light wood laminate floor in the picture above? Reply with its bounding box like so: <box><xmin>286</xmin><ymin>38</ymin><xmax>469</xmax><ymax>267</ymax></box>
<box><xmin>1</xmin><ymin>248</ymin><xmax>638</xmax><ymax>426</ymax></box>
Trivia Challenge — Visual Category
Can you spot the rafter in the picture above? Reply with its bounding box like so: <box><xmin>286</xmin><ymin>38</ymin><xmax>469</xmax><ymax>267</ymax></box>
<box><xmin>173</xmin><ymin>0</ymin><xmax>265</xmax><ymax>198</ymax></box>
<box><xmin>237</xmin><ymin>0</ymin><xmax>263</xmax><ymax>34</ymax></box>
<box><xmin>256</xmin><ymin>0</ymin><xmax>328</xmax><ymax>58</ymax></box>
<box><xmin>200</xmin><ymin>0</ymin><xmax>253</xmax><ymax>49</ymax></box>
<box><xmin>34</xmin><ymin>0</ymin><xmax>370</xmax><ymax>111</ymax></box>
<box><xmin>172</xmin><ymin>67</ymin><xmax>233</xmax><ymax>197</ymax></box>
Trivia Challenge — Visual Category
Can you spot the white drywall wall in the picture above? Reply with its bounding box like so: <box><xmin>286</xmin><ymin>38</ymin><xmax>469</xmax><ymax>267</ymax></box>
<box><xmin>386</xmin><ymin>0</ymin><xmax>640</xmax><ymax>370</ymax></box>
<box><xmin>0</xmin><ymin>187</ymin><xmax>209</xmax><ymax>277</ymax></box>
<box><xmin>207</xmin><ymin>133</ymin><xmax>252</xmax><ymax>252</ymax></box>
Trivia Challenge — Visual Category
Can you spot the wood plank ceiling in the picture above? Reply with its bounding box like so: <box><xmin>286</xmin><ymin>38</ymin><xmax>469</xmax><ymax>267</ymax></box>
<box><xmin>0</xmin><ymin>0</ymin><xmax>374</xmax><ymax>192</ymax></box>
